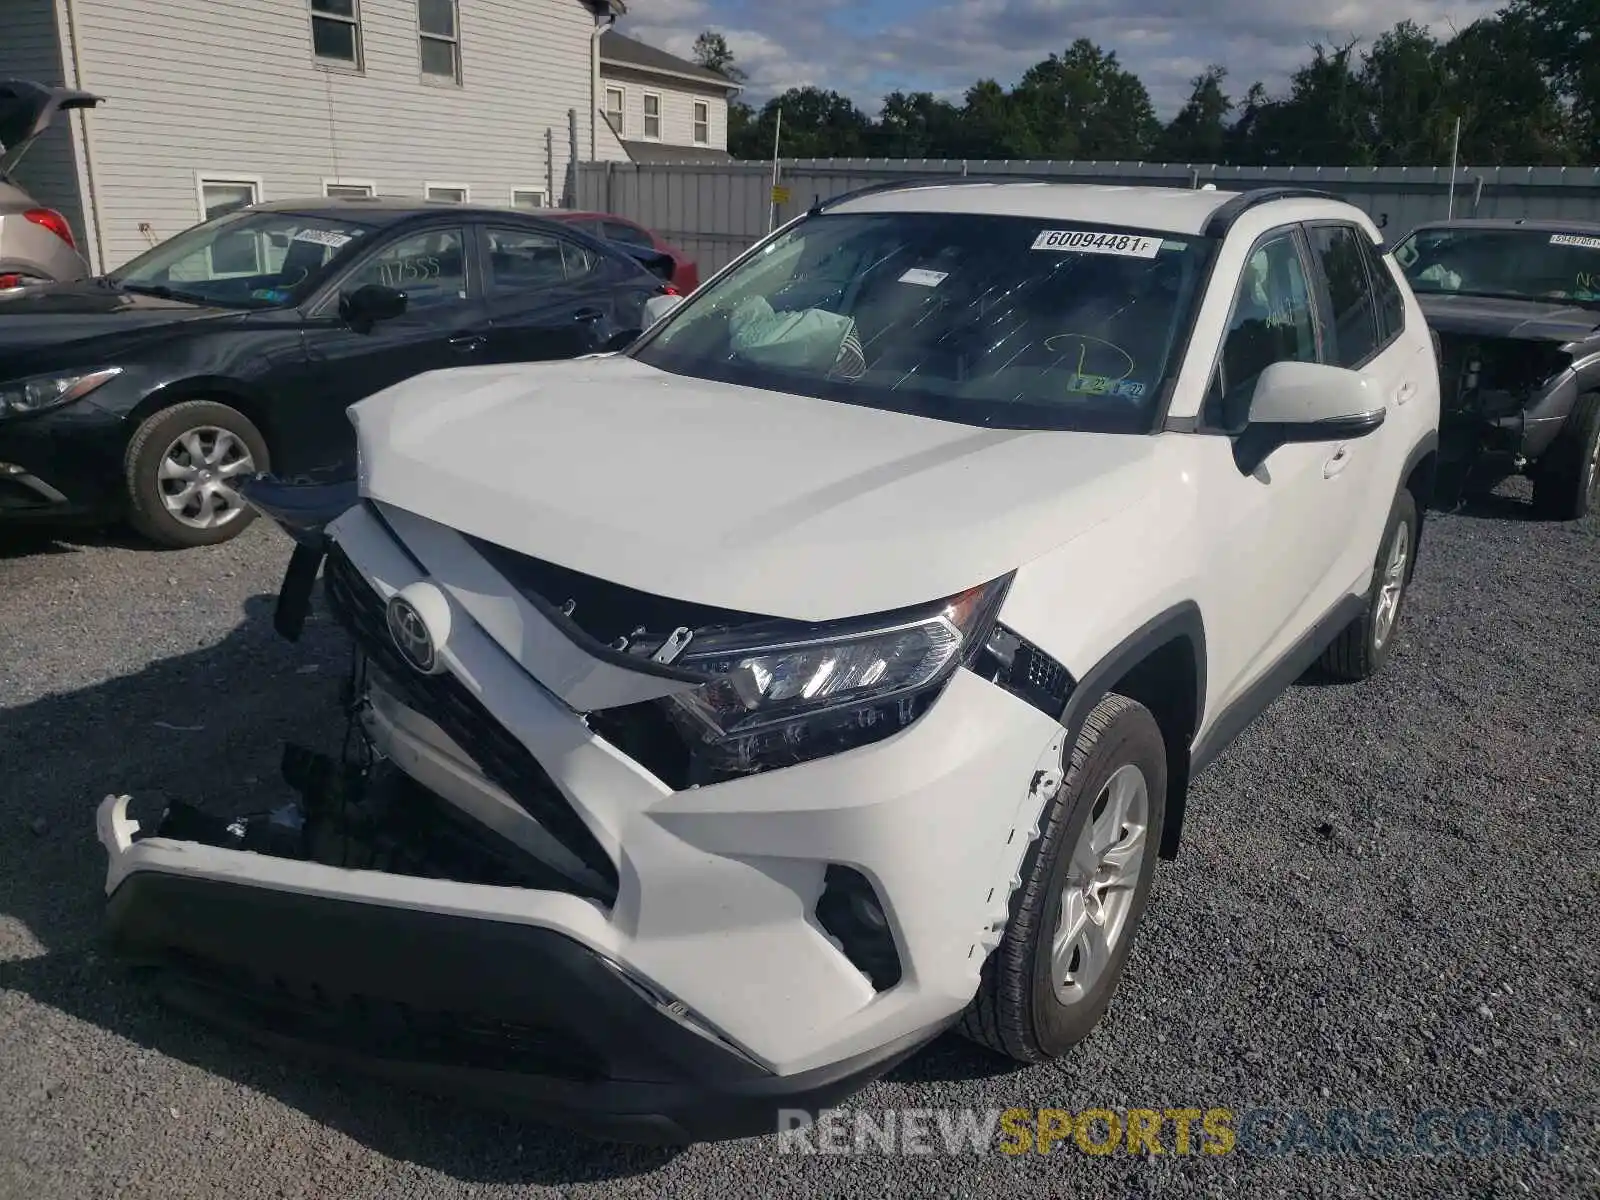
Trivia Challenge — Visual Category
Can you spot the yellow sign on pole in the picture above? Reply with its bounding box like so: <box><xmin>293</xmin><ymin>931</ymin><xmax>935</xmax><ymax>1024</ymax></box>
<box><xmin>771</xmin><ymin>185</ymin><xmax>791</xmax><ymax>205</ymax></box>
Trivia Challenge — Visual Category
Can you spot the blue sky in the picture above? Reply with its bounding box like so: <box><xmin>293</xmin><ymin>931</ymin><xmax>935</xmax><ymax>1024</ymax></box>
<box><xmin>622</xmin><ymin>0</ymin><xmax>1504</xmax><ymax>120</ymax></box>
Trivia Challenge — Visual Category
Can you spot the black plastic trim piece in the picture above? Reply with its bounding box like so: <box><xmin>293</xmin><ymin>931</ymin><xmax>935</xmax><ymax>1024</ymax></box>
<box><xmin>1057</xmin><ymin>602</ymin><xmax>1207</xmax><ymax>751</ymax></box>
<box><xmin>1190</xmin><ymin>591</ymin><xmax>1365</xmax><ymax>777</ymax></box>
<box><xmin>1200</xmin><ymin>187</ymin><xmax>1342</xmax><ymax>238</ymax></box>
<box><xmin>106</xmin><ymin>871</ymin><xmax>952</xmax><ymax>1144</ymax></box>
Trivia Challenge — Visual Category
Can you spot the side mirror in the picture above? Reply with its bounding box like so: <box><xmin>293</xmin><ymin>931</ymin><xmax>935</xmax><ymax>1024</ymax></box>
<box><xmin>1235</xmin><ymin>360</ymin><xmax>1386</xmax><ymax>473</ymax></box>
<box><xmin>339</xmin><ymin>283</ymin><xmax>406</xmax><ymax>331</ymax></box>
<box><xmin>644</xmin><ymin>292</ymin><xmax>684</xmax><ymax>326</ymax></box>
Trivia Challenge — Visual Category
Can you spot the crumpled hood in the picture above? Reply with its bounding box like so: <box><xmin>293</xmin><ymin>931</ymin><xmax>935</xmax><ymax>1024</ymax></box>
<box><xmin>1417</xmin><ymin>293</ymin><xmax>1600</xmax><ymax>345</ymax></box>
<box><xmin>349</xmin><ymin>357</ymin><xmax>1159</xmax><ymax>621</ymax></box>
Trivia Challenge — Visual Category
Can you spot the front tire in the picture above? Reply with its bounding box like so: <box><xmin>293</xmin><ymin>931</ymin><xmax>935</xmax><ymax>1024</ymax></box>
<box><xmin>960</xmin><ymin>693</ymin><xmax>1167</xmax><ymax>1063</ymax></box>
<box><xmin>1531</xmin><ymin>391</ymin><xmax>1600</xmax><ymax>521</ymax></box>
<box><xmin>124</xmin><ymin>401</ymin><xmax>269</xmax><ymax>549</ymax></box>
<box><xmin>1318</xmin><ymin>488</ymin><xmax>1419</xmax><ymax>682</ymax></box>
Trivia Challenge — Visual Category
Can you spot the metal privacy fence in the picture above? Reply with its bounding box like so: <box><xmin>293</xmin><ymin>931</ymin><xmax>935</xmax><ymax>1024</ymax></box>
<box><xmin>574</xmin><ymin>158</ymin><xmax>1600</xmax><ymax>276</ymax></box>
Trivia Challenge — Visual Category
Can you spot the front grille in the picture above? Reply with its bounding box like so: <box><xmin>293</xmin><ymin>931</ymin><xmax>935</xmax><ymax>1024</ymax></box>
<box><xmin>321</xmin><ymin>543</ymin><xmax>620</xmax><ymax>904</ymax></box>
<box><xmin>151</xmin><ymin>951</ymin><xmax>603</xmax><ymax>1080</ymax></box>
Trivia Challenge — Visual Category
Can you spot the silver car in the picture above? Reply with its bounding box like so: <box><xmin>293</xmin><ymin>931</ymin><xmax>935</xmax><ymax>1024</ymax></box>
<box><xmin>0</xmin><ymin>79</ymin><xmax>102</xmax><ymax>291</ymax></box>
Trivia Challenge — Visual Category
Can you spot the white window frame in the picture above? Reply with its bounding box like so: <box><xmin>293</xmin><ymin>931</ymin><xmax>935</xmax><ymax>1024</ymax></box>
<box><xmin>309</xmin><ymin>0</ymin><xmax>363</xmax><ymax>71</ymax></box>
<box><xmin>323</xmin><ymin>179</ymin><xmax>376</xmax><ymax>198</ymax></box>
<box><xmin>417</xmin><ymin>0</ymin><xmax>461</xmax><ymax>85</ymax></box>
<box><xmin>195</xmin><ymin>174</ymin><xmax>263</xmax><ymax>222</ymax></box>
<box><xmin>642</xmin><ymin>91</ymin><xmax>663</xmax><ymax>141</ymax></box>
<box><xmin>511</xmin><ymin>188</ymin><xmax>548</xmax><ymax>209</ymax></box>
<box><xmin>604</xmin><ymin>86</ymin><xmax>625</xmax><ymax>136</ymax></box>
<box><xmin>424</xmin><ymin>182</ymin><xmax>470</xmax><ymax>203</ymax></box>
<box><xmin>692</xmin><ymin>99</ymin><xmax>710</xmax><ymax>145</ymax></box>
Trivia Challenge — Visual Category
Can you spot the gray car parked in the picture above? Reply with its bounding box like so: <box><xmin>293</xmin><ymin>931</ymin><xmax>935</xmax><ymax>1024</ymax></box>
<box><xmin>0</xmin><ymin>79</ymin><xmax>103</xmax><ymax>292</ymax></box>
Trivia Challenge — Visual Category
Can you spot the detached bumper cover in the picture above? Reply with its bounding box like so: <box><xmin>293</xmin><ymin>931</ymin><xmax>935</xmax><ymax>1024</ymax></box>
<box><xmin>106</xmin><ymin>868</ymin><xmax>945</xmax><ymax>1143</ymax></box>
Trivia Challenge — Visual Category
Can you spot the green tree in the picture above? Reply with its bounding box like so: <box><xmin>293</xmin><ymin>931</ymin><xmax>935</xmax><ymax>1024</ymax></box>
<box><xmin>1505</xmin><ymin>0</ymin><xmax>1600</xmax><ymax>156</ymax></box>
<box><xmin>1360</xmin><ymin>21</ymin><xmax>1451</xmax><ymax>165</ymax></box>
<box><xmin>1157</xmin><ymin>65</ymin><xmax>1233</xmax><ymax>163</ymax></box>
<box><xmin>738</xmin><ymin>87</ymin><xmax>875</xmax><ymax>160</ymax></box>
<box><xmin>691</xmin><ymin>30</ymin><xmax>747</xmax><ymax>83</ymax></box>
<box><xmin>1440</xmin><ymin>13</ymin><xmax>1578</xmax><ymax>165</ymax></box>
<box><xmin>872</xmin><ymin>91</ymin><xmax>964</xmax><ymax>158</ymax></box>
<box><xmin>1009</xmin><ymin>39</ymin><xmax>1160</xmax><ymax>158</ymax></box>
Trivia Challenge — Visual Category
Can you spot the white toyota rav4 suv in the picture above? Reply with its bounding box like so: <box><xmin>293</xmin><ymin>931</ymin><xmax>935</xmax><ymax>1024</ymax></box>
<box><xmin>97</xmin><ymin>182</ymin><xmax>1441</xmax><ymax>1143</ymax></box>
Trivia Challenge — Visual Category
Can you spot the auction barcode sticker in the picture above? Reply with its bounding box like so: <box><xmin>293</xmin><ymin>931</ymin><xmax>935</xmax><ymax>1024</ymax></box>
<box><xmin>1551</xmin><ymin>233</ymin><xmax>1600</xmax><ymax>250</ymax></box>
<box><xmin>294</xmin><ymin>228</ymin><xmax>355</xmax><ymax>248</ymax></box>
<box><xmin>1032</xmin><ymin>229</ymin><xmax>1163</xmax><ymax>257</ymax></box>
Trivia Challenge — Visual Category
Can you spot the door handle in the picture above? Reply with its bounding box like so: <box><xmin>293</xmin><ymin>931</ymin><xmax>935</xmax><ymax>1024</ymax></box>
<box><xmin>1324</xmin><ymin>444</ymin><xmax>1352</xmax><ymax>478</ymax></box>
<box><xmin>448</xmin><ymin>333</ymin><xmax>485</xmax><ymax>352</ymax></box>
<box><xmin>573</xmin><ymin>307</ymin><xmax>605</xmax><ymax>323</ymax></box>
<box><xmin>1395</xmin><ymin>380</ymin><xmax>1417</xmax><ymax>405</ymax></box>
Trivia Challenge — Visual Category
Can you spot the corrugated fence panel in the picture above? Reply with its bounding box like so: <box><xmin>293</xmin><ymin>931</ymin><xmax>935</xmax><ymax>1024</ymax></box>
<box><xmin>577</xmin><ymin>159</ymin><xmax>1600</xmax><ymax>276</ymax></box>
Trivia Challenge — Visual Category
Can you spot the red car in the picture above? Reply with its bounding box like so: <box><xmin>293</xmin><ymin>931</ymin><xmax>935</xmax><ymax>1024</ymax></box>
<box><xmin>539</xmin><ymin>209</ymin><xmax>700</xmax><ymax>294</ymax></box>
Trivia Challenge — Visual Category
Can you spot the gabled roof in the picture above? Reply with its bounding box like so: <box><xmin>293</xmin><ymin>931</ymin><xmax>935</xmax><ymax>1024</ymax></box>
<box><xmin>599</xmin><ymin>31</ymin><xmax>740</xmax><ymax>91</ymax></box>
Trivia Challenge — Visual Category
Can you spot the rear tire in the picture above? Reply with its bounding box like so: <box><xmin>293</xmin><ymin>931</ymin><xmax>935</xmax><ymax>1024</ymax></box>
<box><xmin>959</xmin><ymin>693</ymin><xmax>1166</xmax><ymax>1063</ymax></box>
<box><xmin>1318</xmin><ymin>489</ymin><xmax>1418</xmax><ymax>682</ymax></box>
<box><xmin>124</xmin><ymin>401</ymin><xmax>269</xmax><ymax>549</ymax></box>
<box><xmin>1531</xmin><ymin>391</ymin><xmax>1600</xmax><ymax>521</ymax></box>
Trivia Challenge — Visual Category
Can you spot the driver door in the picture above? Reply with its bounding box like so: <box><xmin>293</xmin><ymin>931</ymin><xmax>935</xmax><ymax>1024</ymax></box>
<box><xmin>279</xmin><ymin>223</ymin><xmax>489</xmax><ymax>476</ymax></box>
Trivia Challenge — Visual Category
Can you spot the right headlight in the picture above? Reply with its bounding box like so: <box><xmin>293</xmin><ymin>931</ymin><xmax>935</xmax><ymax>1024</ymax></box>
<box><xmin>0</xmin><ymin>366</ymin><xmax>122</xmax><ymax>419</ymax></box>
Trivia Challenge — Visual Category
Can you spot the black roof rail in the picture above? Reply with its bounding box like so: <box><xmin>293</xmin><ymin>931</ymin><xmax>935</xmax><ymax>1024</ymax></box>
<box><xmin>808</xmin><ymin>172</ymin><xmax>1206</xmax><ymax>216</ymax></box>
<box><xmin>1200</xmin><ymin>186</ymin><xmax>1343</xmax><ymax>236</ymax></box>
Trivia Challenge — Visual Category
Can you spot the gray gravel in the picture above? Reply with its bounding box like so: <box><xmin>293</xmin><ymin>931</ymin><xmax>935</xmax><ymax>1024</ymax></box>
<box><xmin>2</xmin><ymin>487</ymin><xmax>1597</xmax><ymax>1200</ymax></box>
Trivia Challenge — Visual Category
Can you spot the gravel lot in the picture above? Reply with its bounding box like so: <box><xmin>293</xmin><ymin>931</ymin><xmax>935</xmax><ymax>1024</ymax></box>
<box><xmin>2</xmin><ymin>488</ymin><xmax>1597</xmax><ymax>1200</ymax></box>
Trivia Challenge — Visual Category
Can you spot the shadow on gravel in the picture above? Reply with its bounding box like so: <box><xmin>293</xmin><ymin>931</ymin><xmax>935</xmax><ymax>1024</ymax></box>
<box><xmin>0</xmin><ymin>592</ymin><xmax>680</xmax><ymax>1187</ymax></box>
<box><xmin>0</xmin><ymin>523</ymin><xmax>151</xmax><ymax>559</ymax></box>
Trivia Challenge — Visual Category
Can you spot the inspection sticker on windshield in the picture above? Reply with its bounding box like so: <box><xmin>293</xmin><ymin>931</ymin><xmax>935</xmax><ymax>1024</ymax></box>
<box><xmin>898</xmin><ymin>268</ymin><xmax>949</xmax><ymax>287</ymax></box>
<box><xmin>1032</xmin><ymin>229</ymin><xmax>1163</xmax><ymax>257</ymax></box>
<box><xmin>293</xmin><ymin>228</ymin><xmax>355</xmax><ymax>248</ymax></box>
<box><xmin>1551</xmin><ymin>233</ymin><xmax>1600</xmax><ymax>250</ymax></box>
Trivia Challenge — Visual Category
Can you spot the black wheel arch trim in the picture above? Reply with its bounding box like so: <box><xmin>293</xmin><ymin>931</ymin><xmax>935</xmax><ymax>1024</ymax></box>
<box><xmin>1054</xmin><ymin>601</ymin><xmax>1207</xmax><ymax>862</ymax></box>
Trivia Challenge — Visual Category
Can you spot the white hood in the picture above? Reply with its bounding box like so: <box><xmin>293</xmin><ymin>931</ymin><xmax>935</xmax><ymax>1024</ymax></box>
<box><xmin>349</xmin><ymin>357</ymin><xmax>1159</xmax><ymax>621</ymax></box>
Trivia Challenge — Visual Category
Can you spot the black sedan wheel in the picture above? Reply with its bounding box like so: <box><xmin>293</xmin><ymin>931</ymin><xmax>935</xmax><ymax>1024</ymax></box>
<box><xmin>124</xmin><ymin>401</ymin><xmax>270</xmax><ymax>548</ymax></box>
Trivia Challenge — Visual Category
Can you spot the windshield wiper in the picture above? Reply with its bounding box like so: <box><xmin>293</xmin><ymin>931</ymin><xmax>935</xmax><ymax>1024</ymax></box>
<box><xmin>118</xmin><ymin>282</ymin><xmax>222</xmax><ymax>305</ymax></box>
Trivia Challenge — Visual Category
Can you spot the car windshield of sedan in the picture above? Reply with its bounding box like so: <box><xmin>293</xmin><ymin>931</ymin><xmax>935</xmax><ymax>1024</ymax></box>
<box><xmin>630</xmin><ymin>211</ymin><xmax>1213</xmax><ymax>432</ymax></box>
<box><xmin>107</xmin><ymin>210</ymin><xmax>378</xmax><ymax>308</ymax></box>
<box><xmin>1393</xmin><ymin>226</ymin><xmax>1600</xmax><ymax>307</ymax></box>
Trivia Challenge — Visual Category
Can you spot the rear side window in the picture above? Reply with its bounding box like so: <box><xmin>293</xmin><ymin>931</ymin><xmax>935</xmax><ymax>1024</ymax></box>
<box><xmin>1306</xmin><ymin>224</ymin><xmax>1380</xmax><ymax>368</ymax></box>
<box><xmin>485</xmin><ymin>227</ymin><xmax>585</xmax><ymax>292</ymax></box>
<box><xmin>1362</xmin><ymin>238</ymin><xmax>1406</xmax><ymax>345</ymax></box>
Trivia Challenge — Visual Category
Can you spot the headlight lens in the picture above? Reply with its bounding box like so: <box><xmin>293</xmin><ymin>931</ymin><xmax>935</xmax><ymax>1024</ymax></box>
<box><xmin>0</xmin><ymin>367</ymin><xmax>122</xmax><ymax>418</ymax></box>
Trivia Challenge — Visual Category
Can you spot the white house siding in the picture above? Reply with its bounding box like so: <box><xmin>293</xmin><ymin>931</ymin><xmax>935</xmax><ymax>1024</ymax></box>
<box><xmin>0</xmin><ymin>0</ymin><xmax>90</xmax><ymax>249</ymax></box>
<box><xmin>599</xmin><ymin>65</ymin><xmax>728</xmax><ymax>153</ymax></box>
<box><xmin>59</xmin><ymin>0</ymin><xmax>626</xmax><ymax>270</ymax></box>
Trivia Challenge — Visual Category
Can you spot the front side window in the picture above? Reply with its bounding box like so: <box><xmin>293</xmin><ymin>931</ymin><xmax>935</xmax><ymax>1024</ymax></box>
<box><xmin>1208</xmin><ymin>231</ymin><xmax>1318</xmax><ymax>429</ymax></box>
<box><xmin>1306</xmin><ymin>224</ymin><xmax>1380</xmax><ymax>368</ymax></box>
<box><xmin>632</xmin><ymin>212</ymin><xmax>1213</xmax><ymax>433</ymax></box>
<box><xmin>418</xmin><ymin>0</ymin><xmax>460</xmax><ymax>82</ymax></box>
<box><xmin>342</xmin><ymin>227</ymin><xmax>467</xmax><ymax>308</ymax></box>
<box><xmin>1392</xmin><ymin>225</ymin><xmax>1600</xmax><ymax>307</ymax></box>
<box><xmin>110</xmin><ymin>209</ymin><xmax>375</xmax><ymax>307</ymax></box>
<box><xmin>310</xmin><ymin>0</ymin><xmax>361</xmax><ymax>67</ymax></box>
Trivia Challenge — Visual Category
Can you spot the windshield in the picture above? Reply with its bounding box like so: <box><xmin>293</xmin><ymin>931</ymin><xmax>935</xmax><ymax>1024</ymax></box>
<box><xmin>631</xmin><ymin>212</ymin><xmax>1214</xmax><ymax>432</ymax></box>
<box><xmin>107</xmin><ymin>209</ymin><xmax>377</xmax><ymax>308</ymax></box>
<box><xmin>1393</xmin><ymin>226</ymin><xmax>1600</xmax><ymax>307</ymax></box>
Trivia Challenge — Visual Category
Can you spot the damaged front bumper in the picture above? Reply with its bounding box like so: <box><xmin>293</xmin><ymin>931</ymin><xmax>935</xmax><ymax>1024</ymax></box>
<box><xmin>95</xmin><ymin>493</ymin><xmax>1068</xmax><ymax>1142</ymax></box>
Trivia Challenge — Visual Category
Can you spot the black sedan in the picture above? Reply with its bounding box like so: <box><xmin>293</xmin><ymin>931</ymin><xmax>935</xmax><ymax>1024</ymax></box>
<box><xmin>0</xmin><ymin>197</ymin><xmax>677</xmax><ymax>547</ymax></box>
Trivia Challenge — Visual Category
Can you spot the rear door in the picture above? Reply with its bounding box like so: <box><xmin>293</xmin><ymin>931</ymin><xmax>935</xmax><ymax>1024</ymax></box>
<box><xmin>1300</xmin><ymin>220</ymin><xmax>1419</xmax><ymax>602</ymax></box>
<box><xmin>475</xmin><ymin>222</ymin><xmax>643</xmax><ymax>363</ymax></box>
<box><xmin>285</xmin><ymin>221</ymin><xmax>489</xmax><ymax>474</ymax></box>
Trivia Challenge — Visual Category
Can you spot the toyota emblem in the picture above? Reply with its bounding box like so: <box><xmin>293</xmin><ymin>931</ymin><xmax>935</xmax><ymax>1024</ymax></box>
<box><xmin>386</xmin><ymin>593</ymin><xmax>440</xmax><ymax>674</ymax></box>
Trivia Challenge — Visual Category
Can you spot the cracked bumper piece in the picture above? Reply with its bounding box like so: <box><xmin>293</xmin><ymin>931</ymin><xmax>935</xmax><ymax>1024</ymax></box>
<box><xmin>103</xmin><ymin>866</ymin><xmax>947</xmax><ymax>1144</ymax></box>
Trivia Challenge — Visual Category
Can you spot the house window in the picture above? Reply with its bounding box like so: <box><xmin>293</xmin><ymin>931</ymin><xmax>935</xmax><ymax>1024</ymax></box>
<box><xmin>604</xmin><ymin>87</ymin><xmax>625</xmax><ymax>135</ymax></box>
<box><xmin>692</xmin><ymin>100</ymin><xmax>710</xmax><ymax>145</ymax></box>
<box><xmin>511</xmin><ymin>188</ymin><xmax>547</xmax><ymax>209</ymax></box>
<box><xmin>199</xmin><ymin>178</ymin><xmax>259</xmax><ymax>221</ymax></box>
<box><xmin>642</xmin><ymin>92</ymin><xmax>662</xmax><ymax>140</ymax></box>
<box><xmin>418</xmin><ymin>0</ymin><xmax>460</xmax><ymax>83</ymax></box>
<box><xmin>425</xmin><ymin>183</ymin><xmax>468</xmax><ymax>203</ymax></box>
<box><xmin>324</xmin><ymin>181</ymin><xmax>375</xmax><ymax>198</ymax></box>
<box><xmin>310</xmin><ymin>0</ymin><xmax>361</xmax><ymax>68</ymax></box>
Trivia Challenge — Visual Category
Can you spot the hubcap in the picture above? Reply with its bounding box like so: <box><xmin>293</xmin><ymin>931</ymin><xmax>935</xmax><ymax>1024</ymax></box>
<box><xmin>1051</xmin><ymin>762</ymin><xmax>1150</xmax><ymax>1006</ymax></box>
<box><xmin>157</xmin><ymin>426</ymin><xmax>255</xmax><ymax>530</ymax></box>
<box><xmin>1373</xmin><ymin>520</ymin><xmax>1411</xmax><ymax>649</ymax></box>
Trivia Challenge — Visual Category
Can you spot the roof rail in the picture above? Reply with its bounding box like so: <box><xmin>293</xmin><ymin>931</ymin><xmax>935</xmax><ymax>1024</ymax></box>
<box><xmin>1200</xmin><ymin>186</ymin><xmax>1342</xmax><ymax>236</ymax></box>
<box><xmin>807</xmin><ymin>172</ymin><xmax>1204</xmax><ymax>216</ymax></box>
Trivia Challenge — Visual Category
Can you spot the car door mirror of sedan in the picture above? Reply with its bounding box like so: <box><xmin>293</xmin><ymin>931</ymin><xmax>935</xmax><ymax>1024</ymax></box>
<box><xmin>1234</xmin><ymin>360</ymin><xmax>1387</xmax><ymax>475</ymax></box>
<box><xmin>339</xmin><ymin>283</ymin><xmax>407</xmax><ymax>332</ymax></box>
<box><xmin>644</xmin><ymin>293</ymin><xmax>684</xmax><ymax>327</ymax></box>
